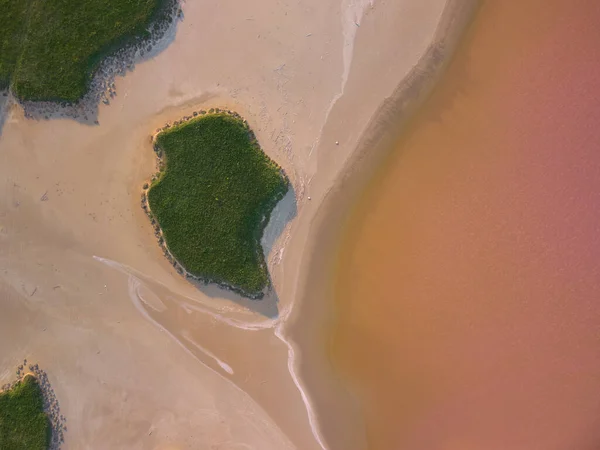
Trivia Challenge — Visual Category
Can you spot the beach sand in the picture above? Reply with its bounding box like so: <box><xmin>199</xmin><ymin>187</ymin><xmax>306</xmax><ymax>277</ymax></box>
<box><xmin>308</xmin><ymin>0</ymin><xmax>600</xmax><ymax>449</ymax></box>
<box><xmin>0</xmin><ymin>0</ymin><xmax>455</xmax><ymax>448</ymax></box>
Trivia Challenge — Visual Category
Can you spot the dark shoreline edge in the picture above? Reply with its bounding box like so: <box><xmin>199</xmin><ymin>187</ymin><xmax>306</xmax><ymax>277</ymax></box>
<box><xmin>4</xmin><ymin>0</ymin><xmax>181</xmax><ymax>124</ymax></box>
<box><xmin>285</xmin><ymin>0</ymin><xmax>483</xmax><ymax>449</ymax></box>
<box><xmin>141</xmin><ymin>109</ymin><xmax>290</xmax><ymax>300</ymax></box>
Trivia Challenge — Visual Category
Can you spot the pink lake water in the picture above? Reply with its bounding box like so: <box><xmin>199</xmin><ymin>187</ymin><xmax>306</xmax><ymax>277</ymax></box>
<box><xmin>331</xmin><ymin>1</ymin><xmax>600</xmax><ymax>449</ymax></box>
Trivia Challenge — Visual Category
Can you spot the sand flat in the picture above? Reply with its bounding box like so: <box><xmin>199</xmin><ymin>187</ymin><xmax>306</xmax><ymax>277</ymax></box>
<box><xmin>0</xmin><ymin>0</ymin><xmax>453</xmax><ymax>448</ymax></box>
<box><xmin>327</xmin><ymin>0</ymin><xmax>600</xmax><ymax>449</ymax></box>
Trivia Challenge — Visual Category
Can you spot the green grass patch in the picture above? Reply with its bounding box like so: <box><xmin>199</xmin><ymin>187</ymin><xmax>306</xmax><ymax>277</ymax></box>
<box><xmin>147</xmin><ymin>113</ymin><xmax>290</xmax><ymax>297</ymax></box>
<box><xmin>0</xmin><ymin>376</ymin><xmax>51</xmax><ymax>450</ymax></box>
<box><xmin>1</xmin><ymin>0</ymin><xmax>175</xmax><ymax>102</ymax></box>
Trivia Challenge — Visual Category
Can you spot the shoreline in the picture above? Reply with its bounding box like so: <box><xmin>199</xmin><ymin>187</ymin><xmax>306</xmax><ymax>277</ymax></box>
<box><xmin>316</xmin><ymin>1</ymin><xmax>600</xmax><ymax>448</ymax></box>
<box><xmin>285</xmin><ymin>0</ymin><xmax>481</xmax><ymax>448</ymax></box>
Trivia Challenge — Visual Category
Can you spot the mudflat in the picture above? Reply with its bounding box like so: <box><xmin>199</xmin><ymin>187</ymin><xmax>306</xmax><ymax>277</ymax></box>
<box><xmin>329</xmin><ymin>0</ymin><xmax>600</xmax><ymax>449</ymax></box>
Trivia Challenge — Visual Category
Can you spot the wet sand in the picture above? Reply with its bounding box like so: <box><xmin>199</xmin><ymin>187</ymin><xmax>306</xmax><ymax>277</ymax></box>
<box><xmin>326</xmin><ymin>0</ymin><xmax>600</xmax><ymax>449</ymax></box>
<box><xmin>0</xmin><ymin>0</ymin><xmax>453</xmax><ymax>448</ymax></box>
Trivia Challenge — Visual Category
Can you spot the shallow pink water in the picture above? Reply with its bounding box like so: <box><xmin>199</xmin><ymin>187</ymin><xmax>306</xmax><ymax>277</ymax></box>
<box><xmin>333</xmin><ymin>1</ymin><xmax>600</xmax><ymax>449</ymax></box>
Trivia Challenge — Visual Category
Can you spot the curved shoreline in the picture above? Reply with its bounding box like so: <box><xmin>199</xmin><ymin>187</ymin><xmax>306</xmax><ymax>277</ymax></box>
<box><xmin>285</xmin><ymin>0</ymin><xmax>482</xmax><ymax>448</ymax></box>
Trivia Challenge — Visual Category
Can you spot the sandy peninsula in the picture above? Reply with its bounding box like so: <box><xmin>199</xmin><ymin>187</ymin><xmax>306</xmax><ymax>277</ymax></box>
<box><xmin>0</xmin><ymin>0</ymin><xmax>468</xmax><ymax>449</ymax></box>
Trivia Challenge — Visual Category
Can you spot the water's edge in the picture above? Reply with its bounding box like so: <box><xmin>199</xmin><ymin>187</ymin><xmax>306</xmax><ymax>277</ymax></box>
<box><xmin>285</xmin><ymin>1</ymin><xmax>482</xmax><ymax>449</ymax></box>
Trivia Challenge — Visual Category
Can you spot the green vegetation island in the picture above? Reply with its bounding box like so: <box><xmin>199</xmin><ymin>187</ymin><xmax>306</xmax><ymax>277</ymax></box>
<box><xmin>0</xmin><ymin>0</ymin><xmax>178</xmax><ymax>103</ymax></box>
<box><xmin>142</xmin><ymin>110</ymin><xmax>290</xmax><ymax>299</ymax></box>
<box><xmin>0</xmin><ymin>375</ymin><xmax>50</xmax><ymax>450</ymax></box>
<box><xmin>1</xmin><ymin>362</ymin><xmax>65</xmax><ymax>449</ymax></box>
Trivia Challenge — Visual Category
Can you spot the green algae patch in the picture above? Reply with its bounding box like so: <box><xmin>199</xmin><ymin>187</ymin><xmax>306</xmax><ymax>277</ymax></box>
<box><xmin>0</xmin><ymin>376</ymin><xmax>51</xmax><ymax>450</ymax></box>
<box><xmin>0</xmin><ymin>0</ymin><xmax>175</xmax><ymax>102</ymax></box>
<box><xmin>146</xmin><ymin>112</ymin><xmax>290</xmax><ymax>298</ymax></box>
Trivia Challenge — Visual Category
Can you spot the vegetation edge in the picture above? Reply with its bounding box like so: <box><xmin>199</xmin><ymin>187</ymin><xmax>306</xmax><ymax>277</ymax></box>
<box><xmin>141</xmin><ymin>108</ymin><xmax>290</xmax><ymax>299</ymax></box>
<box><xmin>7</xmin><ymin>0</ymin><xmax>180</xmax><ymax>105</ymax></box>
